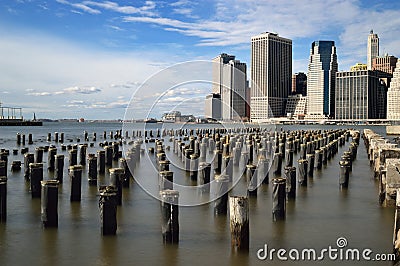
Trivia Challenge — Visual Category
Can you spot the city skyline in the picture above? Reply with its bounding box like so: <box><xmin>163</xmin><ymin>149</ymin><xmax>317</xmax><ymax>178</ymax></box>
<box><xmin>1</xmin><ymin>0</ymin><xmax>400</xmax><ymax>119</ymax></box>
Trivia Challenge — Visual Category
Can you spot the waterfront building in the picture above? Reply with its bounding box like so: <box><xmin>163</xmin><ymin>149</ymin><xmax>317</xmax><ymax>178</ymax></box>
<box><xmin>388</xmin><ymin>59</ymin><xmax>400</xmax><ymax>120</ymax></box>
<box><xmin>250</xmin><ymin>32</ymin><xmax>292</xmax><ymax>122</ymax></box>
<box><xmin>204</xmin><ymin>93</ymin><xmax>221</xmax><ymax>120</ymax></box>
<box><xmin>367</xmin><ymin>30</ymin><xmax>379</xmax><ymax>70</ymax></box>
<box><xmin>285</xmin><ymin>94</ymin><xmax>307</xmax><ymax>119</ymax></box>
<box><xmin>212</xmin><ymin>53</ymin><xmax>247</xmax><ymax>121</ymax></box>
<box><xmin>306</xmin><ymin>41</ymin><xmax>338</xmax><ymax>119</ymax></box>
<box><xmin>335</xmin><ymin>70</ymin><xmax>389</xmax><ymax>120</ymax></box>
<box><xmin>372</xmin><ymin>54</ymin><xmax>398</xmax><ymax>75</ymax></box>
<box><xmin>292</xmin><ymin>72</ymin><xmax>307</xmax><ymax>96</ymax></box>
<box><xmin>212</xmin><ymin>53</ymin><xmax>236</xmax><ymax>94</ymax></box>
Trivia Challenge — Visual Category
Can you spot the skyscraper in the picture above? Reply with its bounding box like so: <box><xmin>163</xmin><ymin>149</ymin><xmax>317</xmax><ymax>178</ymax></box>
<box><xmin>388</xmin><ymin>59</ymin><xmax>400</xmax><ymax>120</ymax></box>
<box><xmin>250</xmin><ymin>32</ymin><xmax>292</xmax><ymax>122</ymax></box>
<box><xmin>306</xmin><ymin>41</ymin><xmax>338</xmax><ymax>119</ymax></box>
<box><xmin>335</xmin><ymin>70</ymin><xmax>389</xmax><ymax>120</ymax></box>
<box><xmin>220</xmin><ymin>59</ymin><xmax>247</xmax><ymax>121</ymax></box>
<box><xmin>212</xmin><ymin>53</ymin><xmax>247</xmax><ymax>121</ymax></box>
<box><xmin>367</xmin><ymin>30</ymin><xmax>379</xmax><ymax>70</ymax></box>
<box><xmin>212</xmin><ymin>53</ymin><xmax>236</xmax><ymax>94</ymax></box>
<box><xmin>292</xmin><ymin>72</ymin><xmax>307</xmax><ymax>95</ymax></box>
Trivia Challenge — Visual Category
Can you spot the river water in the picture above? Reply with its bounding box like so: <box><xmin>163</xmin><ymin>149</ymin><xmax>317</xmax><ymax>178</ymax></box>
<box><xmin>0</xmin><ymin>122</ymin><xmax>397</xmax><ymax>266</ymax></box>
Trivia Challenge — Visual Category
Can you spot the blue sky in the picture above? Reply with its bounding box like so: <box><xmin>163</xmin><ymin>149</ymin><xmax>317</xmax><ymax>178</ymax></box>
<box><xmin>1</xmin><ymin>0</ymin><xmax>400</xmax><ymax>119</ymax></box>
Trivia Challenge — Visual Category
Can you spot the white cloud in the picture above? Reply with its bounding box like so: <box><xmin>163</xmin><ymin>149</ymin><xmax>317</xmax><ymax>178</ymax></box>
<box><xmin>63</xmin><ymin>86</ymin><xmax>101</xmax><ymax>94</ymax></box>
<box><xmin>56</xmin><ymin>0</ymin><xmax>157</xmax><ymax>16</ymax></box>
<box><xmin>56</xmin><ymin>0</ymin><xmax>101</xmax><ymax>14</ymax></box>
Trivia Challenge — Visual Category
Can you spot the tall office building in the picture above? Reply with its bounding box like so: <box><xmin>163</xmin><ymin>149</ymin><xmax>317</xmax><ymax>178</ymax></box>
<box><xmin>335</xmin><ymin>70</ymin><xmax>389</xmax><ymax>120</ymax></box>
<box><xmin>292</xmin><ymin>72</ymin><xmax>307</xmax><ymax>95</ymax></box>
<box><xmin>306</xmin><ymin>41</ymin><xmax>338</xmax><ymax>119</ymax></box>
<box><xmin>204</xmin><ymin>93</ymin><xmax>221</xmax><ymax>120</ymax></box>
<box><xmin>212</xmin><ymin>53</ymin><xmax>236</xmax><ymax>94</ymax></box>
<box><xmin>212</xmin><ymin>53</ymin><xmax>247</xmax><ymax>121</ymax></box>
<box><xmin>388</xmin><ymin>59</ymin><xmax>400</xmax><ymax>120</ymax></box>
<box><xmin>250</xmin><ymin>32</ymin><xmax>292</xmax><ymax>122</ymax></box>
<box><xmin>220</xmin><ymin>59</ymin><xmax>247</xmax><ymax>121</ymax></box>
<box><xmin>372</xmin><ymin>54</ymin><xmax>398</xmax><ymax>75</ymax></box>
<box><xmin>367</xmin><ymin>30</ymin><xmax>379</xmax><ymax>70</ymax></box>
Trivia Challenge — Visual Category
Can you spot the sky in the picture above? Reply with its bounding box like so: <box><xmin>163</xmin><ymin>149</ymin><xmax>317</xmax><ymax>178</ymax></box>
<box><xmin>1</xmin><ymin>0</ymin><xmax>400</xmax><ymax>120</ymax></box>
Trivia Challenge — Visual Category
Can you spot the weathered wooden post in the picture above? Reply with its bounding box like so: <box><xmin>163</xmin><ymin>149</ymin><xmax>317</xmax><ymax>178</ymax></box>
<box><xmin>104</xmin><ymin>146</ymin><xmax>113</xmax><ymax>167</ymax></box>
<box><xmin>213</xmin><ymin>150</ymin><xmax>222</xmax><ymax>175</ymax></box>
<box><xmin>35</xmin><ymin>147</ymin><xmax>44</xmax><ymax>163</ymax></box>
<box><xmin>54</xmin><ymin>154</ymin><xmax>64</xmax><ymax>182</ymax></box>
<box><xmin>321</xmin><ymin>147</ymin><xmax>328</xmax><ymax>165</ymax></box>
<box><xmin>339</xmin><ymin>160</ymin><xmax>350</xmax><ymax>189</ymax></box>
<box><xmin>16</xmin><ymin>133</ymin><xmax>21</xmax><ymax>145</ymax></box>
<box><xmin>222</xmin><ymin>155</ymin><xmax>233</xmax><ymax>182</ymax></box>
<box><xmin>79</xmin><ymin>145</ymin><xmax>87</xmax><ymax>166</ymax></box>
<box><xmin>97</xmin><ymin>150</ymin><xmax>106</xmax><ymax>174</ymax></box>
<box><xmin>88</xmin><ymin>154</ymin><xmax>97</xmax><ymax>185</ymax></box>
<box><xmin>48</xmin><ymin>147</ymin><xmax>57</xmax><ymax>171</ymax></box>
<box><xmin>28</xmin><ymin>133</ymin><xmax>33</xmax><ymax>145</ymax></box>
<box><xmin>30</xmin><ymin>163</ymin><xmax>43</xmax><ymax>198</ymax></box>
<box><xmin>272</xmin><ymin>152</ymin><xmax>282</xmax><ymax>176</ymax></box>
<box><xmin>298</xmin><ymin>159</ymin><xmax>308</xmax><ymax>186</ymax></box>
<box><xmin>393</xmin><ymin>188</ymin><xmax>400</xmax><ymax>263</ymax></box>
<box><xmin>258</xmin><ymin>157</ymin><xmax>270</xmax><ymax>184</ymax></box>
<box><xmin>272</xmin><ymin>177</ymin><xmax>286</xmax><ymax>221</ymax></box>
<box><xmin>99</xmin><ymin>186</ymin><xmax>117</xmax><ymax>235</ymax></box>
<box><xmin>214</xmin><ymin>174</ymin><xmax>229</xmax><ymax>215</ymax></box>
<box><xmin>246</xmin><ymin>164</ymin><xmax>257</xmax><ymax>197</ymax></box>
<box><xmin>198</xmin><ymin>162</ymin><xmax>211</xmax><ymax>193</ymax></box>
<box><xmin>240</xmin><ymin>152</ymin><xmax>249</xmax><ymax>170</ymax></box>
<box><xmin>299</xmin><ymin>144</ymin><xmax>306</xmax><ymax>159</ymax></box>
<box><xmin>41</xmin><ymin>180</ymin><xmax>59</xmax><ymax>227</ymax></box>
<box><xmin>190</xmin><ymin>154</ymin><xmax>199</xmax><ymax>181</ymax></box>
<box><xmin>69</xmin><ymin>165</ymin><xmax>82</xmax><ymax>201</ymax></box>
<box><xmin>119</xmin><ymin>158</ymin><xmax>132</xmax><ymax>187</ymax></box>
<box><xmin>306</xmin><ymin>154</ymin><xmax>315</xmax><ymax>177</ymax></box>
<box><xmin>109</xmin><ymin>168</ymin><xmax>124</xmax><ymax>205</ymax></box>
<box><xmin>68</xmin><ymin>149</ymin><xmax>78</xmax><ymax>167</ymax></box>
<box><xmin>184</xmin><ymin>149</ymin><xmax>194</xmax><ymax>172</ymax></box>
<box><xmin>285</xmin><ymin>149</ymin><xmax>294</xmax><ymax>167</ymax></box>
<box><xmin>285</xmin><ymin>166</ymin><xmax>296</xmax><ymax>199</ymax></box>
<box><xmin>200</xmin><ymin>143</ymin><xmax>207</xmax><ymax>162</ymax></box>
<box><xmin>0</xmin><ymin>160</ymin><xmax>6</xmax><ymax>177</ymax></box>
<box><xmin>315</xmin><ymin>149</ymin><xmax>322</xmax><ymax>170</ymax></box>
<box><xmin>112</xmin><ymin>142</ymin><xmax>119</xmax><ymax>161</ymax></box>
<box><xmin>24</xmin><ymin>153</ymin><xmax>34</xmax><ymax>180</ymax></box>
<box><xmin>159</xmin><ymin>171</ymin><xmax>173</xmax><ymax>190</ymax></box>
<box><xmin>0</xmin><ymin>177</ymin><xmax>7</xmax><ymax>222</ymax></box>
<box><xmin>229</xmin><ymin>195</ymin><xmax>249</xmax><ymax>252</ymax></box>
<box><xmin>160</xmin><ymin>190</ymin><xmax>179</xmax><ymax>243</ymax></box>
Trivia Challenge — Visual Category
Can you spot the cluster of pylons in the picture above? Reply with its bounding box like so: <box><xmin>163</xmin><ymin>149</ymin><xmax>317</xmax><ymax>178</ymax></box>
<box><xmin>143</xmin><ymin>127</ymin><xmax>354</xmax><ymax>251</ymax></box>
<box><xmin>0</xmin><ymin>126</ymin><xmax>360</xmax><ymax>254</ymax></box>
<box><xmin>363</xmin><ymin>128</ymin><xmax>400</xmax><ymax>265</ymax></box>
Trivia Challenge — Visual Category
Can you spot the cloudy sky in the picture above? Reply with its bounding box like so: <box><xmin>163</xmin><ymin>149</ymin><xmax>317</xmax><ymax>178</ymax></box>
<box><xmin>1</xmin><ymin>0</ymin><xmax>400</xmax><ymax>119</ymax></box>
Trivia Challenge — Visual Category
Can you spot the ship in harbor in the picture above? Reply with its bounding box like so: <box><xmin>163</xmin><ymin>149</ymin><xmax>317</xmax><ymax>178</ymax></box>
<box><xmin>0</xmin><ymin>102</ymin><xmax>42</xmax><ymax>126</ymax></box>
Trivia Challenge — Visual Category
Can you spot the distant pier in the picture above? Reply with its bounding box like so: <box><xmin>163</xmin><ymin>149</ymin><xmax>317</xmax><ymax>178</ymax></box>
<box><xmin>0</xmin><ymin>103</ymin><xmax>42</xmax><ymax>126</ymax></box>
